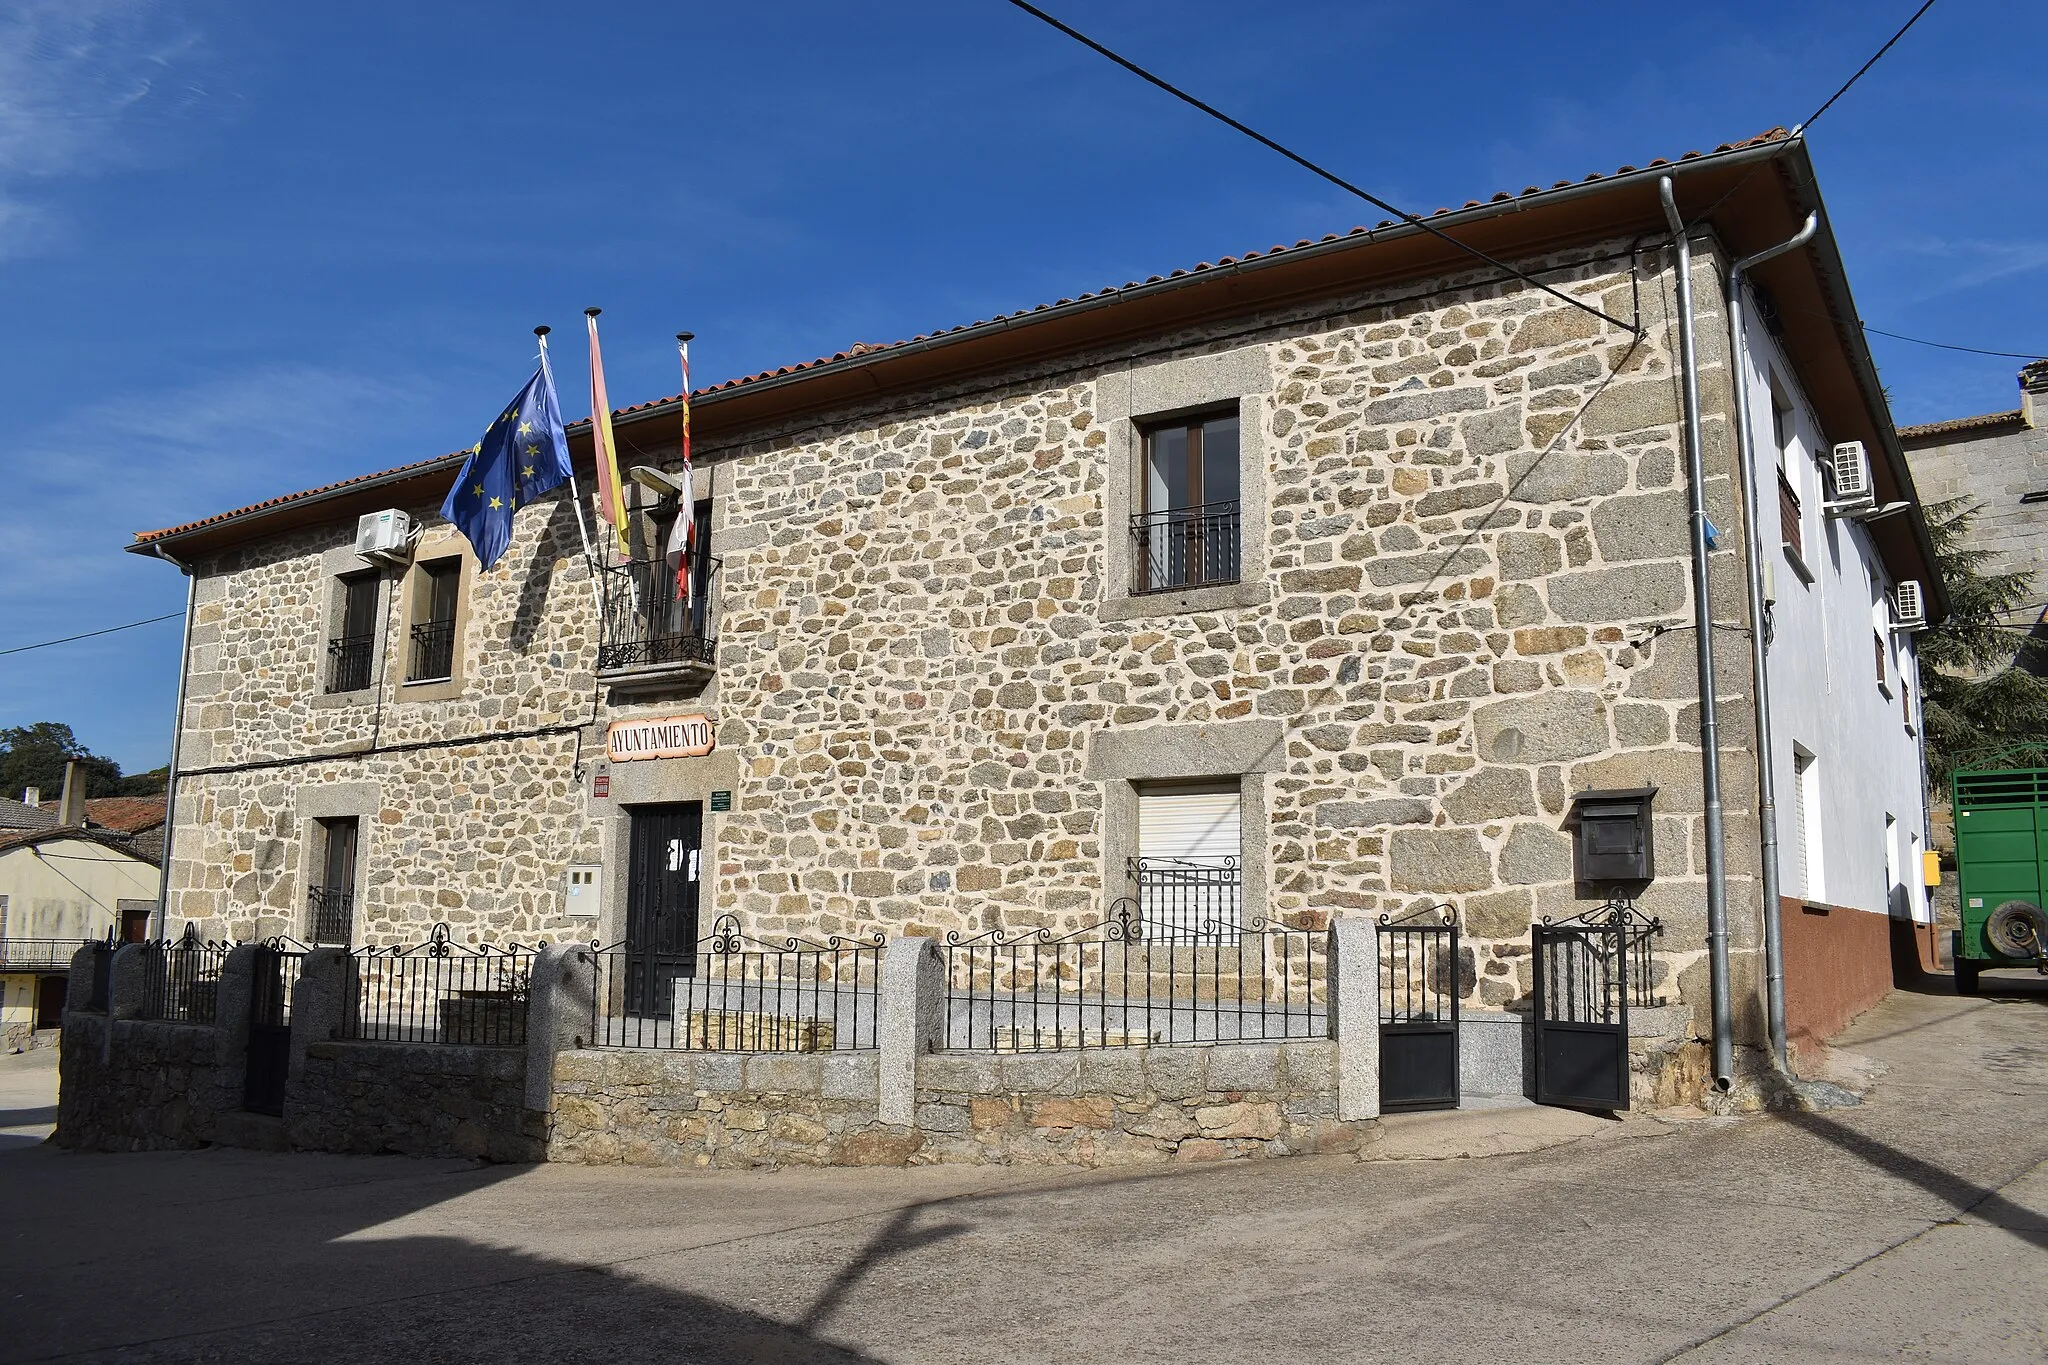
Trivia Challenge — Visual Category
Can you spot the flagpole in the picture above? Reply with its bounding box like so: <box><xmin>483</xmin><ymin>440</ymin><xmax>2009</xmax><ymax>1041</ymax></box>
<box><xmin>536</xmin><ymin>326</ymin><xmax>606</xmax><ymax>620</ymax></box>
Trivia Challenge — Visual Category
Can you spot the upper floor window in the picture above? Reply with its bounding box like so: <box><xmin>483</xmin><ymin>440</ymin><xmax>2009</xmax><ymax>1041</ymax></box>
<box><xmin>1133</xmin><ymin>410</ymin><xmax>1240</xmax><ymax>595</ymax></box>
<box><xmin>407</xmin><ymin>558</ymin><xmax>460</xmax><ymax>683</ymax></box>
<box><xmin>595</xmin><ymin>495</ymin><xmax>720</xmax><ymax>683</ymax></box>
<box><xmin>326</xmin><ymin>572</ymin><xmax>379</xmax><ymax>694</ymax></box>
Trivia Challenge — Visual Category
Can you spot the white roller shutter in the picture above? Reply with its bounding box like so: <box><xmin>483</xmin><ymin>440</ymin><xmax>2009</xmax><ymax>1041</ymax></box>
<box><xmin>1138</xmin><ymin>788</ymin><xmax>1241</xmax><ymax>861</ymax></box>
<box><xmin>1137</xmin><ymin>787</ymin><xmax>1241</xmax><ymax>939</ymax></box>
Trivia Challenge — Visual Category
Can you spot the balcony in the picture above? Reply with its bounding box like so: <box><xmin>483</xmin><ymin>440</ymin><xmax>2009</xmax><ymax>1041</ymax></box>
<box><xmin>0</xmin><ymin>937</ymin><xmax>95</xmax><ymax>973</ymax></box>
<box><xmin>325</xmin><ymin>633</ymin><xmax>374</xmax><ymax>694</ymax></box>
<box><xmin>596</xmin><ymin>556</ymin><xmax>721</xmax><ymax>690</ymax></box>
<box><xmin>408</xmin><ymin>619</ymin><xmax>455</xmax><ymax>682</ymax></box>
<box><xmin>1131</xmin><ymin>500</ymin><xmax>1241</xmax><ymax>595</ymax></box>
<box><xmin>308</xmin><ymin>886</ymin><xmax>354</xmax><ymax>946</ymax></box>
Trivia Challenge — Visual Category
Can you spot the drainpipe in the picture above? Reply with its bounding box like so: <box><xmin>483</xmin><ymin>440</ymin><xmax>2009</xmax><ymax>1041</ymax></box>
<box><xmin>1659</xmin><ymin>177</ymin><xmax>1734</xmax><ymax>1091</ymax></box>
<box><xmin>148</xmin><ymin>548</ymin><xmax>198</xmax><ymax>941</ymax></box>
<box><xmin>1726</xmin><ymin>211</ymin><xmax>1820</xmax><ymax>1073</ymax></box>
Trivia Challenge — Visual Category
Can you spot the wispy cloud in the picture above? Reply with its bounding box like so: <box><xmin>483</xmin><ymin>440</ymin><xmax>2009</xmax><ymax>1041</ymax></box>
<box><xmin>1892</xmin><ymin>236</ymin><xmax>2048</xmax><ymax>298</ymax></box>
<box><xmin>0</xmin><ymin>0</ymin><xmax>219</xmax><ymax>256</ymax></box>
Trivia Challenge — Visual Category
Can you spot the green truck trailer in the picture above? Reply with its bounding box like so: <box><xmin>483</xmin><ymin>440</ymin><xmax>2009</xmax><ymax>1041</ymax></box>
<box><xmin>1952</xmin><ymin>752</ymin><xmax>2048</xmax><ymax>993</ymax></box>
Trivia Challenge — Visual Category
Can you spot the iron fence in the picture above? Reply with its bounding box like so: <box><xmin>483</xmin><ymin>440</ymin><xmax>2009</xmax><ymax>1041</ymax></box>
<box><xmin>325</xmin><ymin>633</ymin><xmax>375</xmax><ymax>693</ymax></box>
<box><xmin>343</xmin><ymin>923</ymin><xmax>538</xmax><ymax>1046</ymax></box>
<box><xmin>1131</xmin><ymin>499</ymin><xmax>1240</xmax><ymax>594</ymax></box>
<box><xmin>307</xmin><ymin>886</ymin><xmax>353</xmax><ymax>946</ymax></box>
<box><xmin>86</xmin><ymin>937</ymin><xmax>117</xmax><ymax>1012</ymax></box>
<box><xmin>1378</xmin><ymin>904</ymin><xmax>1462</xmax><ymax>1026</ymax></box>
<box><xmin>943</xmin><ymin>904</ymin><xmax>1326</xmax><ymax>1051</ymax></box>
<box><xmin>595</xmin><ymin>555</ymin><xmax>722</xmax><ymax>673</ymax></box>
<box><xmin>407</xmin><ymin>619</ymin><xmax>456</xmax><ymax>681</ymax></box>
<box><xmin>136</xmin><ymin>926</ymin><xmax>232</xmax><ymax>1024</ymax></box>
<box><xmin>588</xmin><ymin>915</ymin><xmax>884</xmax><ymax>1052</ymax></box>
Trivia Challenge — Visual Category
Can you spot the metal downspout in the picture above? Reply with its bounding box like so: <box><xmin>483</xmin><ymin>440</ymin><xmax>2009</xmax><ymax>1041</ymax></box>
<box><xmin>1726</xmin><ymin>211</ymin><xmax>1820</xmax><ymax>1073</ymax></box>
<box><xmin>1660</xmin><ymin>177</ymin><xmax>1734</xmax><ymax>1091</ymax></box>
<box><xmin>148</xmin><ymin>548</ymin><xmax>197</xmax><ymax>940</ymax></box>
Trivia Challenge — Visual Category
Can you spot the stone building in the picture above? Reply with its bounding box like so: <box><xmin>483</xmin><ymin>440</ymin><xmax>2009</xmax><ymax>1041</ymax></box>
<box><xmin>130</xmin><ymin>130</ymin><xmax>1940</xmax><ymax>1088</ymax></box>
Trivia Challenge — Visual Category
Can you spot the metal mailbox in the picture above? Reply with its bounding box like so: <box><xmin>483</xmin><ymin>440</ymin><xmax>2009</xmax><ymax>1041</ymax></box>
<box><xmin>1568</xmin><ymin>786</ymin><xmax>1658</xmax><ymax>887</ymax></box>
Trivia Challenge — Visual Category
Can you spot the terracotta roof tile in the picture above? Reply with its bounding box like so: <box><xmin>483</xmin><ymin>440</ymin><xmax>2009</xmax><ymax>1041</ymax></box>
<box><xmin>136</xmin><ymin>128</ymin><xmax>1791</xmax><ymax>547</ymax></box>
<box><xmin>1896</xmin><ymin>410</ymin><xmax>2027</xmax><ymax>441</ymax></box>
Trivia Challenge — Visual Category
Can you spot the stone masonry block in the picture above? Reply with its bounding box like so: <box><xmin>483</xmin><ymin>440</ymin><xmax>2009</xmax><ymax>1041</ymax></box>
<box><xmin>1076</xmin><ymin>1048</ymin><xmax>1149</xmax><ymax>1096</ymax></box>
<box><xmin>1000</xmin><ymin>1052</ymin><xmax>1080</xmax><ymax>1096</ymax></box>
<box><xmin>1547</xmin><ymin>563</ymin><xmax>1689</xmax><ymax>623</ymax></box>
<box><xmin>1143</xmin><ymin>1047</ymin><xmax>1209</xmax><ymax>1100</ymax></box>
<box><xmin>1472</xmin><ymin>691</ymin><xmax>1611</xmax><ymax>764</ymax></box>
<box><xmin>1389</xmin><ymin>829</ymin><xmax>1492</xmax><ymax>893</ymax></box>
<box><xmin>1203</xmin><ymin>1043</ymin><xmax>1281</xmax><ymax>1092</ymax></box>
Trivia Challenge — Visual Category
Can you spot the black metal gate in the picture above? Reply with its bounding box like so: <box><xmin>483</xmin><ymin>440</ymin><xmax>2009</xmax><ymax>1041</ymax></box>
<box><xmin>1378</xmin><ymin>906</ymin><xmax>1461</xmax><ymax>1111</ymax></box>
<box><xmin>1532</xmin><ymin>903</ymin><xmax>1663</xmax><ymax>1111</ymax></box>
<box><xmin>243</xmin><ymin>940</ymin><xmax>304</xmax><ymax>1116</ymax></box>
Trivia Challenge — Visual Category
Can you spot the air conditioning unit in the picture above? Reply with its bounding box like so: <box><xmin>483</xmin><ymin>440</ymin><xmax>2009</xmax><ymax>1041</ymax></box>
<box><xmin>1892</xmin><ymin>579</ymin><xmax>1927</xmax><ymax>632</ymax></box>
<box><xmin>1824</xmin><ymin>441</ymin><xmax>1876</xmax><ymax>515</ymax></box>
<box><xmin>355</xmin><ymin>509</ymin><xmax>415</xmax><ymax>564</ymax></box>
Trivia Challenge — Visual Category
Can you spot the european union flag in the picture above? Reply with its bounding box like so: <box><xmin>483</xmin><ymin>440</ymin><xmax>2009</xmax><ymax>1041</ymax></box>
<box><xmin>441</xmin><ymin>358</ymin><xmax>574</xmax><ymax>570</ymax></box>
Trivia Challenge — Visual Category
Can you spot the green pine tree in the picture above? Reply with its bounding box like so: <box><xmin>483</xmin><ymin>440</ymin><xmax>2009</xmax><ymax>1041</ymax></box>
<box><xmin>1919</xmin><ymin>497</ymin><xmax>2048</xmax><ymax>786</ymax></box>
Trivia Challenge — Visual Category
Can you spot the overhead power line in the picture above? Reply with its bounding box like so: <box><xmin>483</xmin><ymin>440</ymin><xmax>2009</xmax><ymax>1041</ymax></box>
<box><xmin>0</xmin><ymin>612</ymin><xmax>183</xmax><ymax>658</ymax></box>
<box><xmin>1859</xmin><ymin>324</ymin><xmax>2046</xmax><ymax>362</ymax></box>
<box><xmin>999</xmin><ymin>0</ymin><xmax>1636</xmax><ymax>333</ymax></box>
<box><xmin>1793</xmin><ymin>0</ymin><xmax>1940</xmax><ymax>136</ymax></box>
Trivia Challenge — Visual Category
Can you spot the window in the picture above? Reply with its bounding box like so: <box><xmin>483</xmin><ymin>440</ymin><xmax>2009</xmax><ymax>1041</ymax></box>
<box><xmin>1792</xmin><ymin>748</ymin><xmax>1824</xmax><ymax>902</ymax></box>
<box><xmin>1873</xmin><ymin>629</ymin><xmax>1890</xmax><ymax>693</ymax></box>
<box><xmin>1132</xmin><ymin>411</ymin><xmax>1241</xmax><ymax>594</ymax></box>
<box><xmin>1134</xmin><ymin>783</ymin><xmax>1241</xmax><ymax>940</ymax></box>
<box><xmin>595</xmin><ymin>497</ymin><xmax>719</xmax><ymax>676</ymax></box>
<box><xmin>326</xmin><ymin>572</ymin><xmax>379</xmax><ymax>694</ymax></box>
<box><xmin>309</xmin><ymin>816</ymin><xmax>358</xmax><ymax>945</ymax></box>
<box><xmin>1778</xmin><ymin>470</ymin><xmax>1804</xmax><ymax>561</ymax></box>
<box><xmin>407</xmin><ymin>558</ymin><xmax>460</xmax><ymax>683</ymax></box>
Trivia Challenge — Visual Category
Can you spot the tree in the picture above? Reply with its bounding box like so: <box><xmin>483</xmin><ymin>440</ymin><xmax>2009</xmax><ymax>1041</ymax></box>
<box><xmin>1919</xmin><ymin>497</ymin><xmax>2048</xmax><ymax>787</ymax></box>
<box><xmin>0</xmin><ymin>722</ymin><xmax>124</xmax><ymax>804</ymax></box>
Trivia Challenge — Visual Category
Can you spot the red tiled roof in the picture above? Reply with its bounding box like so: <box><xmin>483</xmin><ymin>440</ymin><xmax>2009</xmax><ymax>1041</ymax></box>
<box><xmin>135</xmin><ymin>129</ymin><xmax>1790</xmax><ymax>546</ymax></box>
<box><xmin>1896</xmin><ymin>409</ymin><xmax>2027</xmax><ymax>441</ymax></box>
<box><xmin>0</xmin><ymin>825</ymin><xmax>159</xmax><ymax>864</ymax></box>
<box><xmin>33</xmin><ymin>795</ymin><xmax>167</xmax><ymax>834</ymax></box>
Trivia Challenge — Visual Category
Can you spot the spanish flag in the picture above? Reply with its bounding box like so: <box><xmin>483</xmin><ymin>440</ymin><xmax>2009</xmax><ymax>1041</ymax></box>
<box><xmin>585</xmin><ymin>309</ymin><xmax>629</xmax><ymax>557</ymax></box>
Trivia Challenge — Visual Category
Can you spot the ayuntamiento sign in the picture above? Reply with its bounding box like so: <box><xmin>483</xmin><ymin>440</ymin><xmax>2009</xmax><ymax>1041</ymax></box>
<box><xmin>605</xmin><ymin>714</ymin><xmax>715</xmax><ymax>762</ymax></box>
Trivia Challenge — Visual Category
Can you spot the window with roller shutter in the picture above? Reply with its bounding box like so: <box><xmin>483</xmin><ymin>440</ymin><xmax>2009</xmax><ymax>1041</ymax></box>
<box><xmin>1135</xmin><ymin>784</ymin><xmax>1242</xmax><ymax>941</ymax></box>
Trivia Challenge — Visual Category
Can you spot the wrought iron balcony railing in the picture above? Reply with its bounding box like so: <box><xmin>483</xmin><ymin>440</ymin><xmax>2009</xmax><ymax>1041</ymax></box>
<box><xmin>1131</xmin><ymin>500</ymin><xmax>1241</xmax><ymax>595</ymax></box>
<box><xmin>0</xmin><ymin>937</ymin><xmax>96</xmax><ymax>972</ymax></box>
<box><xmin>596</xmin><ymin>555</ymin><xmax>722</xmax><ymax>680</ymax></box>
<box><xmin>308</xmin><ymin>886</ymin><xmax>354</xmax><ymax>946</ymax></box>
<box><xmin>325</xmin><ymin>633</ymin><xmax>375</xmax><ymax>694</ymax></box>
<box><xmin>408</xmin><ymin>619</ymin><xmax>456</xmax><ymax>682</ymax></box>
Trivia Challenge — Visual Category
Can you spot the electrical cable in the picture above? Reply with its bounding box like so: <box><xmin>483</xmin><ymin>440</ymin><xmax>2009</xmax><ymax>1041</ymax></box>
<box><xmin>998</xmin><ymin>0</ymin><xmax>1636</xmax><ymax>333</ymax></box>
<box><xmin>1858</xmin><ymin>324</ymin><xmax>2045</xmax><ymax>362</ymax></box>
<box><xmin>1683</xmin><ymin>0</ymin><xmax>1941</xmax><ymax>233</ymax></box>
<box><xmin>0</xmin><ymin>612</ymin><xmax>182</xmax><ymax>657</ymax></box>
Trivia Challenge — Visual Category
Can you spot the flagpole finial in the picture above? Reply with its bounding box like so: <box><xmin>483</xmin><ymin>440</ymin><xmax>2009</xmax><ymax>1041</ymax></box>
<box><xmin>584</xmin><ymin>307</ymin><xmax>602</xmax><ymax>318</ymax></box>
<box><xmin>676</xmin><ymin>331</ymin><xmax>694</xmax><ymax>344</ymax></box>
<box><xmin>534</xmin><ymin>325</ymin><xmax>551</xmax><ymax>338</ymax></box>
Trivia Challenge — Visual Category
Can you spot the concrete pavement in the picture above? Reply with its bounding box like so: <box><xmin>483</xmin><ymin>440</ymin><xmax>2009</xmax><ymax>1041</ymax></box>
<box><xmin>2</xmin><ymin>975</ymin><xmax>2043</xmax><ymax>1363</ymax></box>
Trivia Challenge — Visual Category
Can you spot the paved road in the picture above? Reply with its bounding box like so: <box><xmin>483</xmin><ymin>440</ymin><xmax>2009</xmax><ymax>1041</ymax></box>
<box><xmin>2</xmin><ymin>975</ymin><xmax>2043</xmax><ymax>1363</ymax></box>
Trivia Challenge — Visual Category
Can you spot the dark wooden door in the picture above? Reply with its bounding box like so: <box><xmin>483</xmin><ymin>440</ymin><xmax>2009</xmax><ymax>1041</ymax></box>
<box><xmin>624</xmin><ymin>803</ymin><xmax>703</xmax><ymax>1017</ymax></box>
<box><xmin>35</xmin><ymin>975</ymin><xmax>66</xmax><ymax>1029</ymax></box>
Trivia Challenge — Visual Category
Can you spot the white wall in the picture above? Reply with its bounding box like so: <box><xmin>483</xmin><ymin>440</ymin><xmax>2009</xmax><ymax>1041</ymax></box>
<box><xmin>0</xmin><ymin>839</ymin><xmax>159</xmax><ymax>940</ymax></box>
<box><xmin>1735</xmin><ymin>296</ymin><xmax>1930</xmax><ymax>923</ymax></box>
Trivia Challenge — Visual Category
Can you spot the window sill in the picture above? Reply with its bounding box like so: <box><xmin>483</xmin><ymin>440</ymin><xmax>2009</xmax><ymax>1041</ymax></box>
<box><xmin>397</xmin><ymin>677</ymin><xmax>462</xmax><ymax>704</ymax></box>
<box><xmin>1102</xmin><ymin>580</ymin><xmax>1269</xmax><ymax>623</ymax></box>
<box><xmin>1878</xmin><ymin>681</ymin><xmax>1894</xmax><ymax>701</ymax></box>
<box><xmin>1781</xmin><ymin>543</ymin><xmax>1816</xmax><ymax>585</ymax></box>
<box><xmin>311</xmin><ymin>688</ymin><xmax>378</xmax><ymax>710</ymax></box>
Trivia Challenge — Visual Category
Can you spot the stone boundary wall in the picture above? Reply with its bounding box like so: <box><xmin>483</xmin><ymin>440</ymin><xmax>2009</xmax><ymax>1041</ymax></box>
<box><xmin>287</xmin><ymin>1038</ymin><xmax>535</xmax><ymax>1161</ymax></box>
<box><xmin>56</xmin><ymin>1012</ymin><xmax>232</xmax><ymax>1152</ymax></box>
<box><xmin>549</xmin><ymin>1040</ymin><xmax>1359</xmax><ymax>1169</ymax></box>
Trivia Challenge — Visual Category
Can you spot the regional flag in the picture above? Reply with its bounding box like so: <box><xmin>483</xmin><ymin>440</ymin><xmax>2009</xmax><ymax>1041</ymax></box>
<box><xmin>440</xmin><ymin>359</ymin><xmax>574</xmax><ymax>571</ymax></box>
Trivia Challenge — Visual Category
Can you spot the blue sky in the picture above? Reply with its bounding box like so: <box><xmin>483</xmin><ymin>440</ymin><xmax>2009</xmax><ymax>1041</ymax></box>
<box><xmin>1</xmin><ymin>0</ymin><xmax>2041</xmax><ymax>773</ymax></box>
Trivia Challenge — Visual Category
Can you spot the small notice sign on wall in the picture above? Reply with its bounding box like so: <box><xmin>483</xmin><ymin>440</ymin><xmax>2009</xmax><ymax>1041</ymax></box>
<box><xmin>606</xmin><ymin>714</ymin><xmax>715</xmax><ymax>762</ymax></box>
<box><xmin>709</xmin><ymin>789</ymin><xmax>733</xmax><ymax>813</ymax></box>
<box><xmin>592</xmin><ymin>761</ymin><xmax>611</xmax><ymax>799</ymax></box>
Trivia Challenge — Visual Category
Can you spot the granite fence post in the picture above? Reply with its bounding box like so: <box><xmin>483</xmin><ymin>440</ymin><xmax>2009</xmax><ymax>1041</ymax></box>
<box><xmin>878</xmin><ymin>936</ymin><xmax>943</xmax><ymax>1126</ymax></box>
<box><xmin>63</xmin><ymin>942</ymin><xmax>100</xmax><ymax>1022</ymax></box>
<box><xmin>103</xmin><ymin>942</ymin><xmax>152</xmax><ymax>1063</ymax></box>
<box><xmin>212</xmin><ymin>944</ymin><xmax>258</xmax><ymax>1106</ymax></box>
<box><xmin>1330</xmin><ymin>917</ymin><xmax>1381</xmax><ymax>1121</ymax></box>
<box><xmin>287</xmin><ymin>947</ymin><xmax>355</xmax><ymax>1104</ymax></box>
<box><xmin>524</xmin><ymin>942</ymin><xmax>596</xmax><ymax>1116</ymax></box>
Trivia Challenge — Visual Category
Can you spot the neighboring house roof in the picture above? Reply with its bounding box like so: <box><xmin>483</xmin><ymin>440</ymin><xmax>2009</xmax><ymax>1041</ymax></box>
<box><xmin>121</xmin><ymin>127</ymin><xmax>1947</xmax><ymax>617</ymax></box>
<box><xmin>0</xmin><ymin>798</ymin><xmax>58</xmax><ymax>831</ymax></box>
<box><xmin>34</xmin><ymin>796</ymin><xmax>168</xmax><ymax>835</ymax></box>
<box><xmin>1896</xmin><ymin>410</ymin><xmax>2028</xmax><ymax>442</ymax></box>
<box><xmin>0</xmin><ymin>827</ymin><xmax>162</xmax><ymax>867</ymax></box>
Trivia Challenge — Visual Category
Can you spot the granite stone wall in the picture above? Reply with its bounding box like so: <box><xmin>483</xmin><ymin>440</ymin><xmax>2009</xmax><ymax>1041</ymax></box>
<box><xmin>164</xmin><ymin>237</ymin><xmax>1762</xmax><ymax>1037</ymax></box>
<box><xmin>549</xmin><ymin>1040</ymin><xmax>1363</xmax><ymax>1169</ymax></box>
<box><xmin>286</xmin><ymin>1038</ymin><xmax>538</xmax><ymax>1161</ymax></box>
<box><xmin>56</xmin><ymin>1013</ymin><xmax>232</xmax><ymax>1152</ymax></box>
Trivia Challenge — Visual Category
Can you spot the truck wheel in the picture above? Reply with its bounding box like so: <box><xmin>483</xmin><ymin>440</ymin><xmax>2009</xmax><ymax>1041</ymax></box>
<box><xmin>1985</xmin><ymin>901</ymin><xmax>2048</xmax><ymax>959</ymax></box>
<box><xmin>1956</xmin><ymin>959</ymin><xmax>1981</xmax><ymax>995</ymax></box>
